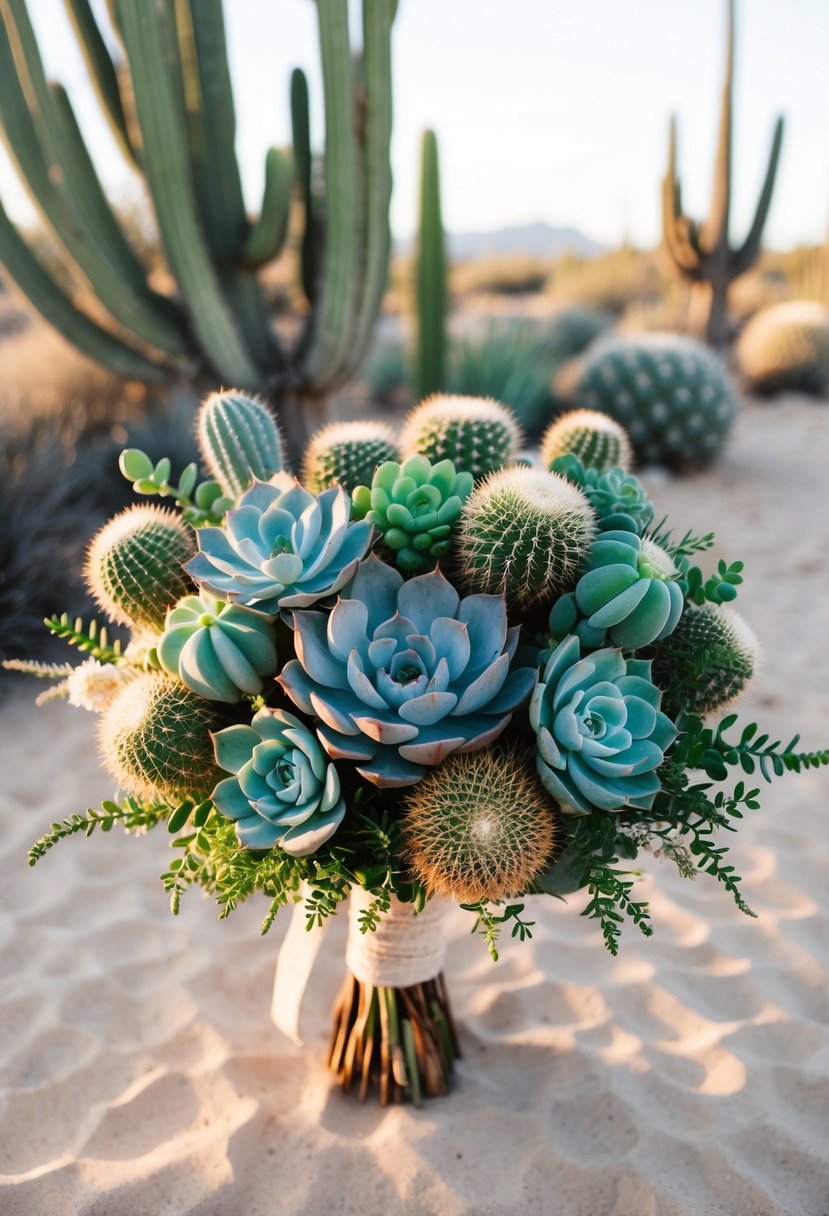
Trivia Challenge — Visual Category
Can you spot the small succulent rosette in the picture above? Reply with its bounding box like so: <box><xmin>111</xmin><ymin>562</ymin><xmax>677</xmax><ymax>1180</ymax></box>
<box><xmin>11</xmin><ymin>388</ymin><xmax>827</xmax><ymax>1108</ymax></box>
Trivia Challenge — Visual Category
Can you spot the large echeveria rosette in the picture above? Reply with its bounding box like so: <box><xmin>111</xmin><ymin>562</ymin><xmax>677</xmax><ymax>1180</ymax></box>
<box><xmin>211</xmin><ymin>708</ymin><xmax>345</xmax><ymax>855</ymax></box>
<box><xmin>279</xmin><ymin>557</ymin><xmax>538</xmax><ymax>787</ymax></box>
<box><xmin>185</xmin><ymin>474</ymin><xmax>373</xmax><ymax>614</ymax></box>
<box><xmin>530</xmin><ymin>635</ymin><xmax>676</xmax><ymax>815</ymax></box>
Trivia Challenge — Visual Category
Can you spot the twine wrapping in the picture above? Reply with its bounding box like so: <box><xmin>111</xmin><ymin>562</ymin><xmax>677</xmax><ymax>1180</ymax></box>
<box><xmin>346</xmin><ymin>890</ymin><xmax>450</xmax><ymax>988</ymax></box>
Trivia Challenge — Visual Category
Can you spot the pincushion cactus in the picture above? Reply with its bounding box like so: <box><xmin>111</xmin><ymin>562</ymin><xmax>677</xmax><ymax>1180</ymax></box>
<box><xmin>351</xmin><ymin>455</ymin><xmax>473</xmax><ymax>573</ymax></box>
<box><xmin>530</xmin><ymin>636</ymin><xmax>677</xmax><ymax>815</ymax></box>
<box><xmin>99</xmin><ymin>673</ymin><xmax>223</xmax><ymax>800</ymax></box>
<box><xmin>197</xmin><ymin>391</ymin><xmax>284</xmax><ymax>499</ymax></box>
<box><xmin>157</xmin><ymin>593</ymin><xmax>278</xmax><ymax>703</ymax></box>
<box><xmin>541</xmin><ymin>409</ymin><xmax>633</xmax><ymax>474</ymax></box>
<box><xmin>85</xmin><ymin>505</ymin><xmax>195</xmax><ymax>630</ymax></box>
<box><xmin>301</xmin><ymin>421</ymin><xmax>400</xmax><ymax>494</ymax></box>
<box><xmin>549</xmin><ymin>532</ymin><xmax>683</xmax><ymax>650</ymax></box>
<box><xmin>400</xmin><ymin>394</ymin><xmax>521</xmax><ymax>480</ymax></box>
<box><xmin>551</xmin><ymin>455</ymin><xmax>654</xmax><ymax>535</ymax></box>
<box><xmin>736</xmin><ymin>301</ymin><xmax>829</xmax><ymax>395</ymax></box>
<box><xmin>278</xmin><ymin>558</ymin><xmax>538</xmax><ymax>787</ymax></box>
<box><xmin>402</xmin><ymin>747</ymin><xmax>558</xmax><ymax>902</ymax></box>
<box><xmin>648</xmin><ymin>602</ymin><xmax>760</xmax><ymax>717</ymax></box>
<box><xmin>457</xmin><ymin>467</ymin><xmax>596</xmax><ymax>608</ymax></box>
<box><xmin>185</xmin><ymin>475</ymin><xmax>373</xmax><ymax>615</ymax></box>
<box><xmin>571</xmin><ymin>334</ymin><xmax>737</xmax><ymax>469</ymax></box>
<box><xmin>211</xmin><ymin>708</ymin><xmax>345</xmax><ymax>855</ymax></box>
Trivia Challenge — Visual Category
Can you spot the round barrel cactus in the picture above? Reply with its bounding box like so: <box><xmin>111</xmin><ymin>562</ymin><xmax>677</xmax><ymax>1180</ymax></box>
<box><xmin>211</xmin><ymin>708</ymin><xmax>345</xmax><ymax>855</ymax></box>
<box><xmin>570</xmin><ymin>334</ymin><xmax>737</xmax><ymax>469</ymax></box>
<box><xmin>351</xmin><ymin>455</ymin><xmax>473</xmax><ymax>573</ymax></box>
<box><xmin>400</xmin><ymin>394</ymin><xmax>521</xmax><ymax>479</ymax></box>
<box><xmin>278</xmin><ymin>558</ymin><xmax>538</xmax><ymax>788</ymax></box>
<box><xmin>197</xmin><ymin>391</ymin><xmax>284</xmax><ymax>499</ymax></box>
<box><xmin>157</xmin><ymin>592</ymin><xmax>278</xmax><ymax>703</ymax></box>
<box><xmin>541</xmin><ymin>409</ymin><xmax>632</xmax><ymax>473</ymax></box>
<box><xmin>648</xmin><ymin>602</ymin><xmax>760</xmax><ymax>718</ymax></box>
<box><xmin>301</xmin><ymin>420</ymin><xmax>401</xmax><ymax>493</ymax></box>
<box><xmin>530</xmin><ymin>636</ymin><xmax>677</xmax><ymax>815</ymax></box>
<box><xmin>85</xmin><ymin>505</ymin><xmax>195</xmax><ymax>630</ymax></box>
<box><xmin>737</xmin><ymin>301</ymin><xmax>829</xmax><ymax>395</ymax></box>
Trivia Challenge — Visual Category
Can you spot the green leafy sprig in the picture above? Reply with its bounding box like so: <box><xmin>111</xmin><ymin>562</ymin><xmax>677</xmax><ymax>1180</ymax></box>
<box><xmin>44</xmin><ymin>614</ymin><xmax>122</xmax><ymax>663</ymax></box>
<box><xmin>460</xmin><ymin>901</ymin><xmax>535</xmax><ymax>962</ymax></box>
<box><xmin>119</xmin><ymin>448</ymin><xmax>233</xmax><ymax>525</ymax></box>
<box><xmin>28</xmin><ymin>797</ymin><xmax>170</xmax><ymax>864</ymax></box>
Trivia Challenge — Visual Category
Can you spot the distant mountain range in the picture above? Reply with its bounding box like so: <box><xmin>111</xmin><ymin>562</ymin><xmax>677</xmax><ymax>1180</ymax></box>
<box><xmin>397</xmin><ymin>220</ymin><xmax>605</xmax><ymax>261</ymax></box>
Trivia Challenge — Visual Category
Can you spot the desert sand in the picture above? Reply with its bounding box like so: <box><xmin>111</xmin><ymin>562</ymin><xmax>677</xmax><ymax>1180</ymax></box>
<box><xmin>1</xmin><ymin>396</ymin><xmax>828</xmax><ymax>1216</ymax></box>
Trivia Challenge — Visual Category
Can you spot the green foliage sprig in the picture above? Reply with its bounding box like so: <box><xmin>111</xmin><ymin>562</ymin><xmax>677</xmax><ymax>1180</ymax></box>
<box><xmin>119</xmin><ymin>448</ymin><xmax>233</xmax><ymax>525</ymax></box>
<box><xmin>44</xmin><ymin>614</ymin><xmax>122</xmax><ymax>663</ymax></box>
<box><xmin>675</xmin><ymin>713</ymin><xmax>829</xmax><ymax>783</ymax></box>
<box><xmin>678</xmin><ymin>557</ymin><xmax>744</xmax><ymax>605</ymax></box>
<box><xmin>460</xmin><ymin>901</ymin><xmax>535</xmax><ymax>962</ymax></box>
<box><xmin>29</xmin><ymin>798</ymin><xmax>170</xmax><ymax>865</ymax></box>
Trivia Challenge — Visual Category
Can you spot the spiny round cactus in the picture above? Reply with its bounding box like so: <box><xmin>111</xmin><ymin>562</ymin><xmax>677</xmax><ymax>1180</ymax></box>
<box><xmin>197</xmin><ymin>390</ymin><xmax>284</xmax><ymax>499</ymax></box>
<box><xmin>457</xmin><ymin>466</ymin><xmax>596</xmax><ymax>607</ymax></box>
<box><xmin>401</xmin><ymin>747</ymin><xmax>559</xmax><ymax>902</ymax></box>
<box><xmin>571</xmin><ymin>334</ymin><xmax>737</xmax><ymax>469</ymax></box>
<box><xmin>649</xmin><ymin>602</ymin><xmax>760</xmax><ymax>718</ymax></box>
<box><xmin>737</xmin><ymin>301</ymin><xmax>829</xmax><ymax>395</ymax></box>
<box><xmin>301</xmin><ymin>420</ymin><xmax>401</xmax><ymax>493</ymax></box>
<box><xmin>541</xmin><ymin>409</ymin><xmax>633</xmax><ymax>474</ymax></box>
<box><xmin>85</xmin><ymin>505</ymin><xmax>195</xmax><ymax>630</ymax></box>
<box><xmin>351</xmin><ymin>454</ymin><xmax>473</xmax><ymax>573</ymax></box>
<box><xmin>98</xmin><ymin>673</ymin><xmax>223</xmax><ymax>800</ymax></box>
<box><xmin>400</xmin><ymin>394</ymin><xmax>522</xmax><ymax>479</ymax></box>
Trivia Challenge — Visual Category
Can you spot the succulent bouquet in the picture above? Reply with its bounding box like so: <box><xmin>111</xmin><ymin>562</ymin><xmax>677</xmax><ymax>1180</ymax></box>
<box><xmin>8</xmin><ymin>390</ymin><xmax>828</xmax><ymax>1107</ymax></box>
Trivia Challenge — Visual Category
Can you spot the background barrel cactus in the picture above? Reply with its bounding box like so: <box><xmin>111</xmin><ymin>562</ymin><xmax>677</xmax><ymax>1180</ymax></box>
<box><xmin>736</xmin><ymin>301</ymin><xmax>829</xmax><ymax>395</ymax></box>
<box><xmin>400</xmin><ymin>395</ymin><xmax>522</xmax><ymax>480</ymax></box>
<box><xmin>569</xmin><ymin>333</ymin><xmax>737</xmax><ymax>469</ymax></box>
<box><xmin>157</xmin><ymin>593</ymin><xmax>278</xmax><ymax>703</ymax></box>
<box><xmin>301</xmin><ymin>421</ymin><xmax>400</xmax><ymax>494</ymax></box>
<box><xmin>279</xmin><ymin>558</ymin><xmax>538</xmax><ymax>787</ymax></box>
<box><xmin>211</xmin><ymin>708</ymin><xmax>345</xmax><ymax>855</ymax></box>
<box><xmin>197</xmin><ymin>392</ymin><xmax>284</xmax><ymax>499</ymax></box>
<box><xmin>185</xmin><ymin>475</ymin><xmax>373</xmax><ymax>614</ymax></box>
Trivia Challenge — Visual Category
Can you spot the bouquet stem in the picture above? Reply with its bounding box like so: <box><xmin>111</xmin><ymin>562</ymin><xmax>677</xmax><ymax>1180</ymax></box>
<box><xmin>328</xmin><ymin>970</ymin><xmax>461</xmax><ymax>1105</ymax></box>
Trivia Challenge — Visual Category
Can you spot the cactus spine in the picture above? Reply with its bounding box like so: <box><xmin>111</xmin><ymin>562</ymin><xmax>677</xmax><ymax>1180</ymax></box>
<box><xmin>662</xmin><ymin>0</ymin><xmax>784</xmax><ymax>347</ymax></box>
<box><xmin>197</xmin><ymin>391</ymin><xmax>284</xmax><ymax>498</ymax></box>
<box><xmin>649</xmin><ymin>602</ymin><xmax>759</xmax><ymax>717</ymax></box>
<box><xmin>85</xmin><ymin>505</ymin><xmax>195</xmax><ymax>630</ymax></box>
<box><xmin>541</xmin><ymin>410</ymin><xmax>633</xmax><ymax>473</ymax></box>
<box><xmin>401</xmin><ymin>394</ymin><xmax>521</xmax><ymax>480</ymax></box>
<box><xmin>415</xmin><ymin>128</ymin><xmax>447</xmax><ymax>397</ymax></box>
<box><xmin>301</xmin><ymin>420</ymin><xmax>400</xmax><ymax>493</ymax></box>
<box><xmin>0</xmin><ymin>0</ymin><xmax>397</xmax><ymax>445</ymax></box>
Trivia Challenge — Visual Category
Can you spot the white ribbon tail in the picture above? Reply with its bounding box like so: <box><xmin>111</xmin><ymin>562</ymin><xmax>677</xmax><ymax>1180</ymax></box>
<box><xmin>271</xmin><ymin>884</ymin><xmax>330</xmax><ymax>1046</ymax></box>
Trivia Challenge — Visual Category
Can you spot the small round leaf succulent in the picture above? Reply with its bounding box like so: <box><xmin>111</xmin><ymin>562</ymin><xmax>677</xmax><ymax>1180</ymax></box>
<box><xmin>541</xmin><ymin>409</ymin><xmax>633</xmax><ymax>474</ymax></box>
<box><xmin>211</xmin><ymin>708</ymin><xmax>345</xmax><ymax>855</ymax></box>
<box><xmin>551</xmin><ymin>454</ymin><xmax>654</xmax><ymax>536</ymax></box>
<box><xmin>401</xmin><ymin>394</ymin><xmax>522</xmax><ymax>480</ymax></box>
<box><xmin>351</xmin><ymin>455</ymin><xmax>473</xmax><ymax>573</ymax></box>
<box><xmin>549</xmin><ymin>531</ymin><xmax>683</xmax><ymax>651</ymax></box>
<box><xmin>530</xmin><ymin>636</ymin><xmax>677</xmax><ymax>815</ymax></box>
<box><xmin>302</xmin><ymin>420</ymin><xmax>401</xmax><ymax>493</ymax></box>
<box><xmin>157</xmin><ymin>592</ymin><xmax>278</xmax><ymax>703</ymax></box>
<box><xmin>278</xmin><ymin>557</ymin><xmax>538</xmax><ymax>788</ymax></box>
<box><xmin>185</xmin><ymin>474</ymin><xmax>373</xmax><ymax>615</ymax></box>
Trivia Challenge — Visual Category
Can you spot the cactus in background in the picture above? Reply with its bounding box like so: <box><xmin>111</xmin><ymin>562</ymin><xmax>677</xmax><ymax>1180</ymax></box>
<box><xmin>661</xmin><ymin>0</ymin><xmax>784</xmax><ymax>347</ymax></box>
<box><xmin>541</xmin><ymin>409</ymin><xmax>632</xmax><ymax>473</ymax></box>
<box><xmin>197</xmin><ymin>391</ymin><xmax>284</xmax><ymax>499</ymax></box>
<box><xmin>570</xmin><ymin>334</ymin><xmax>737</xmax><ymax>470</ymax></box>
<box><xmin>648</xmin><ymin>602</ymin><xmax>759</xmax><ymax>718</ymax></box>
<box><xmin>85</xmin><ymin>505</ymin><xmax>195</xmax><ymax>630</ymax></box>
<box><xmin>736</xmin><ymin>301</ymin><xmax>829</xmax><ymax>395</ymax></box>
<box><xmin>415</xmin><ymin>129</ymin><xmax>447</xmax><ymax>398</ymax></box>
<box><xmin>458</xmin><ymin>467</ymin><xmax>596</xmax><ymax>608</ymax></box>
<box><xmin>402</xmin><ymin>747</ymin><xmax>558</xmax><ymax>903</ymax></box>
<box><xmin>99</xmin><ymin>673</ymin><xmax>223</xmax><ymax>799</ymax></box>
<box><xmin>401</xmin><ymin>395</ymin><xmax>521</xmax><ymax>480</ymax></box>
<box><xmin>301</xmin><ymin>420</ymin><xmax>400</xmax><ymax>493</ymax></box>
<box><xmin>0</xmin><ymin>0</ymin><xmax>397</xmax><ymax>446</ymax></box>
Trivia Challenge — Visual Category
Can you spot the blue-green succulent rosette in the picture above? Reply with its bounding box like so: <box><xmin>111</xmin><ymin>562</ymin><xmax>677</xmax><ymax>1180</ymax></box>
<box><xmin>551</xmin><ymin>454</ymin><xmax>655</xmax><ymax>536</ymax></box>
<box><xmin>185</xmin><ymin>473</ymin><xmax>373</xmax><ymax>614</ymax></box>
<box><xmin>530</xmin><ymin>635</ymin><xmax>677</xmax><ymax>816</ymax></box>
<box><xmin>157</xmin><ymin>592</ymin><xmax>278</xmax><ymax>703</ymax></box>
<box><xmin>278</xmin><ymin>556</ymin><xmax>539</xmax><ymax>788</ymax></box>
<box><xmin>211</xmin><ymin>708</ymin><xmax>345</xmax><ymax>855</ymax></box>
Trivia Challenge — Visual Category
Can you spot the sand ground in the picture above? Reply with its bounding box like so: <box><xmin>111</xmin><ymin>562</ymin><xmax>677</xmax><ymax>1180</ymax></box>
<box><xmin>1</xmin><ymin>396</ymin><xmax>828</xmax><ymax>1216</ymax></box>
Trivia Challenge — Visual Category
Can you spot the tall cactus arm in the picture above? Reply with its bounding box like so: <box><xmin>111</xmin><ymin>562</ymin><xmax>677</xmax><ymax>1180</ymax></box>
<box><xmin>114</xmin><ymin>0</ymin><xmax>262</xmax><ymax>389</ymax></box>
<box><xmin>291</xmin><ymin>66</ymin><xmax>320</xmax><ymax>306</ymax></box>
<box><xmin>415</xmin><ymin>128</ymin><xmax>447</xmax><ymax>396</ymax></box>
<box><xmin>703</xmin><ymin>0</ymin><xmax>734</xmax><ymax>254</ymax></box>
<box><xmin>243</xmin><ymin>146</ymin><xmax>293</xmax><ymax>267</ymax></box>
<box><xmin>0</xmin><ymin>7</ymin><xmax>190</xmax><ymax>357</ymax></box>
<box><xmin>730</xmin><ymin>115</ymin><xmax>785</xmax><ymax>277</ymax></box>
<box><xmin>344</xmin><ymin>0</ymin><xmax>395</xmax><ymax>383</ymax></box>
<box><xmin>661</xmin><ymin>119</ymin><xmax>705</xmax><ymax>281</ymax></box>
<box><xmin>0</xmin><ymin>199</ymin><xmax>169</xmax><ymax>382</ymax></box>
<box><xmin>63</xmin><ymin>0</ymin><xmax>138</xmax><ymax>167</ymax></box>
<box><xmin>305</xmin><ymin>0</ymin><xmax>362</xmax><ymax>389</ymax></box>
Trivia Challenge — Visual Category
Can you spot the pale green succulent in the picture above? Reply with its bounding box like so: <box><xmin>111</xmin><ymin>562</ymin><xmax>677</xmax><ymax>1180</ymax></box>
<box><xmin>157</xmin><ymin>592</ymin><xmax>278</xmax><ymax>703</ymax></box>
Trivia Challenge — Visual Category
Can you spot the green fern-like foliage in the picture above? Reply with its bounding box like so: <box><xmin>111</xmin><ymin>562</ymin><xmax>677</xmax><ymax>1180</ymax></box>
<box><xmin>44</xmin><ymin>613</ymin><xmax>123</xmax><ymax>663</ymax></box>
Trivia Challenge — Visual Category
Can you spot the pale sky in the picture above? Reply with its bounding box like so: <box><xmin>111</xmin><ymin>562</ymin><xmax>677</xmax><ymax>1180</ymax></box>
<box><xmin>2</xmin><ymin>0</ymin><xmax>828</xmax><ymax>251</ymax></box>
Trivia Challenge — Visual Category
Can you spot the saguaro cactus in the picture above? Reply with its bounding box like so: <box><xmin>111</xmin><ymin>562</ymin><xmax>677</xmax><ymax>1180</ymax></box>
<box><xmin>0</xmin><ymin>0</ymin><xmax>396</xmax><ymax>445</ymax></box>
<box><xmin>415</xmin><ymin>128</ymin><xmax>448</xmax><ymax>397</ymax></box>
<box><xmin>661</xmin><ymin>0</ymin><xmax>784</xmax><ymax>347</ymax></box>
